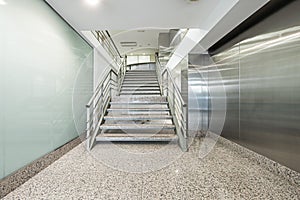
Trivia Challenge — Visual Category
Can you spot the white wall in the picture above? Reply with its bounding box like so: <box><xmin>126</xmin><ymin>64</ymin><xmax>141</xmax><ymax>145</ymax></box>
<box><xmin>94</xmin><ymin>49</ymin><xmax>111</xmax><ymax>90</ymax></box>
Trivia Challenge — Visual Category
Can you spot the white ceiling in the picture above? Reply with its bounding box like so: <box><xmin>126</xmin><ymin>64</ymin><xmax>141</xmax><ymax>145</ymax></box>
<box><xmin>46</xmin><ymin>0</ymin><xmax>239</xmax><ymax>30</ymax></box>
<box><xmin>109</xmin><ymin>29</ymin><xmax>169</xmax><ymax>56</ymax></box>
<box><xmin>46</xmin><ymin>0</ymin><xmax>270</xmax><ymax>53</ymax></box>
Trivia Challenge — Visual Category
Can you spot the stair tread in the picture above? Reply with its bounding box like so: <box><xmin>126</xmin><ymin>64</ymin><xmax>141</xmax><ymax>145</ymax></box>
<box><xmin>96</xmin><ymin>134</ymin><xmax>177</xmax><ymax>142</ymax></box>
<box><xmin>123</xmin><ymin>82</ymin><xmax>158</xmax><ymax>84</ymax></box>
<box><xmin>125</xmin><ymin>76</ymin><xmax>157</xmax><ymax>77</ymax></box>
<box><xmin>97</xmin><ymin>133</ymin><xmax>176</xmax><ymax>137</ymax></box>
<box><xmin>120</xmin><ymin>92</ymin><xmax>161</xmax><ymax>94</ymax></box>
<box><xmin>125</xmin><ymin>72</ymin><xmax>156</xmax><ymax>74</ymax></box>
<box><xmin>122</xmin><ymin>86</ymin><xmax>159</xmax><ymax>88</ymax></box>
<box><xmin>110</xmin><ymin>102</ymin><xmax>167</xmax><ymax>105</ymax></box>
<box><xmin>121</xmin><ymin>87</ymin><xmax>160</xmax><ymax>91</ymax></box>
<box><xmin>104</xmin><ymin>115</ymin><xmax>172</xmax><ymax>120</ymax></box>
<box><xmin>100</xmin><ymin>124</ymin><xmax>175</xmax><ymax>129</ymax></box>
<box><xmin>108</xmin><ymin>108</ymin><xmax>170</xmax><ymax>111</ymax></box>
<box><xmin>112</xmin><ymin>96</ymin><xmax>166</xmax><ymax>102</ymax></box>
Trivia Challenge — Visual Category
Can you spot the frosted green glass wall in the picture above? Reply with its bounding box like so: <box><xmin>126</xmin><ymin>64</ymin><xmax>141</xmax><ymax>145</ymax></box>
<box><xmin>0</xmin><ymin>0</ymin><xmax>93</xmax><ymax>179</ymax></box>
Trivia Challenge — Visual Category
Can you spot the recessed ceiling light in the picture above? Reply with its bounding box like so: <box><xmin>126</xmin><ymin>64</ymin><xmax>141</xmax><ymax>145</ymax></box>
<box><xmin>0</xmin><ymin>0</ymin><xmax>7</xmax><ymax>5</ymax></box>
<box><xmin>86</xmin><ymin>0</ymin><xmax>100</xmax><ymax>6</ymax></box>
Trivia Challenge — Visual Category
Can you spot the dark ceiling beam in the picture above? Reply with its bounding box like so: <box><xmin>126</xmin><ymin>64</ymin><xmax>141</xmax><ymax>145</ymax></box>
<box><xmin>208</xmin><ymin>0</ymin><xmax>296</xmax><ymax>55</ymax></box>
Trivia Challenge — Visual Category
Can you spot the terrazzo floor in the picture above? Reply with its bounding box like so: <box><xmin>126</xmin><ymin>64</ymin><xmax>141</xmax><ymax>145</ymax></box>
<box><xmin>3</xmin><ymin>137</ymin><xmax>300</xmax><ymax>200</ymax></box>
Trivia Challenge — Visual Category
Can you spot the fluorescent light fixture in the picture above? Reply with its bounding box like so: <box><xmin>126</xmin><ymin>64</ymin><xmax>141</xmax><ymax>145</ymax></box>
<box><xmin>86</xmin><ymin>0</ymin><xmax>100</xmax><ymax>6</ymax></box>
<box><xmin>0</xmin><ymin>0</ymin><xmax>7</xmax><ymax>5</ymax></box>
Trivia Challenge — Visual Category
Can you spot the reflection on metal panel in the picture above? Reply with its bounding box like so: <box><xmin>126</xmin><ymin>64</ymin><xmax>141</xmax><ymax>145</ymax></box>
<box><xmin>188</xmin><ymin>69</ymin><xmax>210</xmax><ymax>132</ymax></box>
<box><xmin>188</xmin><ymin>55</ymin><xmax>211</xmax><ymax>133</ymax></box>
<box><xmin>212</xmin><ymin>26</ymin><xmax>300</xmax><ymax>172</ymax></box>
<box><xmin>188</xmin><ymin>54</ymin><xmax>227</xmax><ymax>136</ymax></box>
<box><xmin>212</xmin><ymin>46</ymin><xmax>240</xmax><ymax>140</ymax></box>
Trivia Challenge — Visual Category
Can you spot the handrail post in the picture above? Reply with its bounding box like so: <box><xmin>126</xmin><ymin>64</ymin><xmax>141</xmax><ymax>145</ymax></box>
<box><xmin>182</xmin><ymin>104</ymin><xmax>187</xmax><ymax>138</ymax></box>
<box><xmin>166</xmin><ymin>73</ymin><xmax>169</xmax><ymax>97</ymax></box>
<box><xmin>109</xmin><ymin>70</ymin><xmax>112</xmax><ymax>97</ymax></box>
<box><xmin>100</xmin><ymin>86</ymin><xmax>104</xmax><ymax>117</ymax></box>
<box><xmin>86</xmin><ymin>107</ymin><xmax>91</xmax><ymax>150</ymax></box>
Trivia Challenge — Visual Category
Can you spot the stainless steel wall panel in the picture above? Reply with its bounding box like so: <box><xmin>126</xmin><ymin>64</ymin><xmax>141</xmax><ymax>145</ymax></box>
<box><xmin>210</xmin><ymin>26</ymin><xmax>300</xmax><ymax>172</ymax></box>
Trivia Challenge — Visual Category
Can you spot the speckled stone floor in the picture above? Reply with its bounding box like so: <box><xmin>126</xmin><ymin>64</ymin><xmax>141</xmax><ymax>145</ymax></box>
<box><xmin>3</xmin><ymin>137</ymin><xmax>300</xmax><ymax>200</ymax></box>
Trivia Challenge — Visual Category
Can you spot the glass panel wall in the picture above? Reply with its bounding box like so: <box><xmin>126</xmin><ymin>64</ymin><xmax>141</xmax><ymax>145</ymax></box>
<box><xmin>0</xmin><ymin>0</ymin><xmax>93</xmax><ymax>179</ymax></box>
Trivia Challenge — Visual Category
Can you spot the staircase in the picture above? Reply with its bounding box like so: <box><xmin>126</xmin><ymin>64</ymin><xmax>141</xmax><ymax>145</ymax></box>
<box><xmin>96</xmin><ymin>70</ymin><xmax>177</xmax><ymax>142</ymax></box>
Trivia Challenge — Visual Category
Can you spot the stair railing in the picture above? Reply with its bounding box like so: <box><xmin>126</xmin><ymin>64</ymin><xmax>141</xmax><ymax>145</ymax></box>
<box><xmin>156</xmin><ymin>58</ymin><xmax>164</xmax><ymax>95</ymax></box>
<box><xmin>117</xmin><ymin>60</ymin><xmax>127</xmax><ymax>95</ymax></box>
<box><xmin>86</xmin><ymin>67</ymin><xmax>119</xmax><ymax>150</ymax></box>
<box><xmin>156</xmin><ymin>58</ymin><xmax>188</xmax><ymax>151</ymax></box>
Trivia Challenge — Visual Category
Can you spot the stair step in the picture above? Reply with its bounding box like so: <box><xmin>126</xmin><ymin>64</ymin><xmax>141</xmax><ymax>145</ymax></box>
<box><xmin>100</xmin><ymin>124</ymin><xmax>175</xmax><ymax>130</ymax></box>
<box><xmin>122</xmin><ymin>84</ymin><xmax>159</xmax><ymax>87</ymax></box>
<box><xmin>110</xmin><ymin>102</ymin><xmax>168</xmax><ymax>105</ymax></box>
<box><xmin>125</xmin><ymin>75</ymin><xmax>157</xmax><ymax>77</ymax></box>
<box><xmin>126</xmin><ymin>73</ymin><xmax>156</xmax><ymax>74</ymax></box>
<box><xmin>124</xmin><ymin>79</ymin><xmax>158</xmax><ymax>81</ymax></box>
<box><xmin>104</xmin><ymin>115</ymin><xmax>172</xmax><ymax>120</ymax></box>
<box><xmin>108</xmin><ymin>112</ymin><xmax>170</xmax><ymax>115</ymax></box>
<box><xmin>125</xmin><ymin>74</ymin><xmax>156</xmax><ymax>76</ymax></box>
<box><xmin>112</xmin><ymin>96</ymin><xmax>167</xmax><ymax>102</ymax></box>
<box><xmin>125</xmin><ymin>74</ymin><xmax>157</xmax><ymax>76</ymax></box>
<box><xmin>120</xmin><ymin>94</ymin><xmax>161</xmax><ymax>96</ymax></box>
<box><xmin>123</xmin><ymin>79</ymin><xmax>158</xmax><ymax>84</ymax></box>
<box><xmin>121</xmin><ymin>87</ymin><xmax>160</xmax><ymax>91</ymax></box>
<box><xmin>107</xmin><ymin>108</ymin><xmax>170</xmax><ymax>112</ymax></box>
<box><xmin>96</xmin><ymin>134</ymin><xmax>177</xmax><ymax>142</ymax></box>
<box><xmin>127</xmin><ymin>69</ymin><xmax>155</xmax><ymax>72</ymax></box>
<box><xmin>120</xmin><ymin>91</ymin><xmax>161</xmax><ymax>95</ymax></box>
<box><xmin>122</xmin><ymin>84</ymin><xmax>159</xmax><ymax>86</ymax></box>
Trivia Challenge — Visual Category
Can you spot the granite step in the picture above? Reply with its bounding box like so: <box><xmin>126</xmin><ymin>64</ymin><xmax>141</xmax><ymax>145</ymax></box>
<box><xmin>121</xmin><ymin>87</ymin><xmax>160</xmax><ymax>91</ymax></box>
<box><xmin>112</xmin><ymin>96</ymin><xmax>167</xmax><ymax>102</ymax></box>
<box><xmin>120</xmin><ymin>91</ymin><xmax>161</xmax><ymax>95</ymax></box>
<box><xmin>110</xmin><ymin>102</ymin><xmax>168</xmax><ymax>105</ymax></box>
<box><xmin>100</xmin><ymin>124</ymin><xmax>175</xmax><ymax>130</ymax></box>
<box><xmin>96</xmin><ymin>134</ymin><xmax>177</xmax><ymax>142</ymax></box>
<box><xmin>123</xmin><ymin>81</ymin><xmax>158</xmax><ymax>84</ymax></box>
<box><xmin>124</xmin><ymin>75</ymin><xmax>157</xmax><ymax>78</ymax></box>
<box><xmin>107</xmin><ymin>108</ymin><xmax>170</xmax><ymax>112</ymax></box>
<box><xmin>124</xmin><ymin>78</ymin><xmax>158</xmax><ymax>81</ymax></box>
<box><xmin>121</xmin><ymin>84</ymin><xmax>159</xmax><ymax>87</ymax></box>
<box><xmin>104</xmin><ymin>115</ymin><xmax>173</xmax><ymax>120</ymax></box>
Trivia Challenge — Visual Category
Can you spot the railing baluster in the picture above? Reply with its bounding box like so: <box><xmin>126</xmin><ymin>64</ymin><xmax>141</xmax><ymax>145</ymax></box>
<box><xmin>156</xmin><ymin>55</ymin><xmax>188</xmax><ymax>151</ymax></box>
<box><xmin>86</xmin><ymin>107</ymin><xmax>91</xmax><ymax>150</ymax></box>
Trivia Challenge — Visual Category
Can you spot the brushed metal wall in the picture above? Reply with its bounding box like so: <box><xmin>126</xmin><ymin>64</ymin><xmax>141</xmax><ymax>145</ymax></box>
<box><xmin>211</xmin><ymin>26</ymin><xmax>300</xmax><ymax>172</ymax></box>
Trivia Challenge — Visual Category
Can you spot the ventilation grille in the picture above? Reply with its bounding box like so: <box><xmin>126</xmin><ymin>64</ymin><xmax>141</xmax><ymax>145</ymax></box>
<box><xmin>120</xmin><ymin>42</ymin><xmax>137</xmax><ymax>47</ymax></box>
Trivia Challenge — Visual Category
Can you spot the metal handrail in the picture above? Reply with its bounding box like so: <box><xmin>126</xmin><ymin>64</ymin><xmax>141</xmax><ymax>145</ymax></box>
<box><xmin>86</xmin><ymin>67</ymin><xmax>119</xmax><ymax>150</ymax></box>
<box><xmin>162</xmin><ymin>67</ymin><xmax>186</xmax><ymax>106</ymax></box>
<box><xmin>85</xmin><ymin>31</ymin><xmax>127</xmax><ymax>150</ymax></box>
<box><xmin>86</xmin><ymin>68</ymin><xmax>117</xmax><ymax>108</ymax></box>
<box><xmin>155</xmin><ymin>59</ymin><xmax>163</xmax><ymax>95</ymax></box>
<box><xmin>156</xmin><ymin>57</ymin><xmax>188</xmax><ymax>151</ymax></box>
<box><xmin>92</xmin><ymin>30</ymin><xmax>123</xmax><ymax>68</ymax></box>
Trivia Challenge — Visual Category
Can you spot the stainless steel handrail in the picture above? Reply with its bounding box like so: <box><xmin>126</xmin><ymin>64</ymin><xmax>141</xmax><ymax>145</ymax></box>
<box><xmin>86</xmin><ymin>67</ymin><xmax>119</xmax><ymax>150</ymax></box>
<box><xmin>86</xmin><ymin>31</ymin><xmax>127</xmax><ymax>150</ymax></box>
<box><xmin>155</xmin><ymin>59</ymin><xmax>163</xmax><ymax>95</ymax></box>
<box><xmin>156</xmin><ymin>57</ymin><xmax>188</xmax><ymax>151</ymax></box>
<box><xmin>92</xmin><ymin>31</ymin><xmax>123</xmax><ymax>68</ymax></box>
